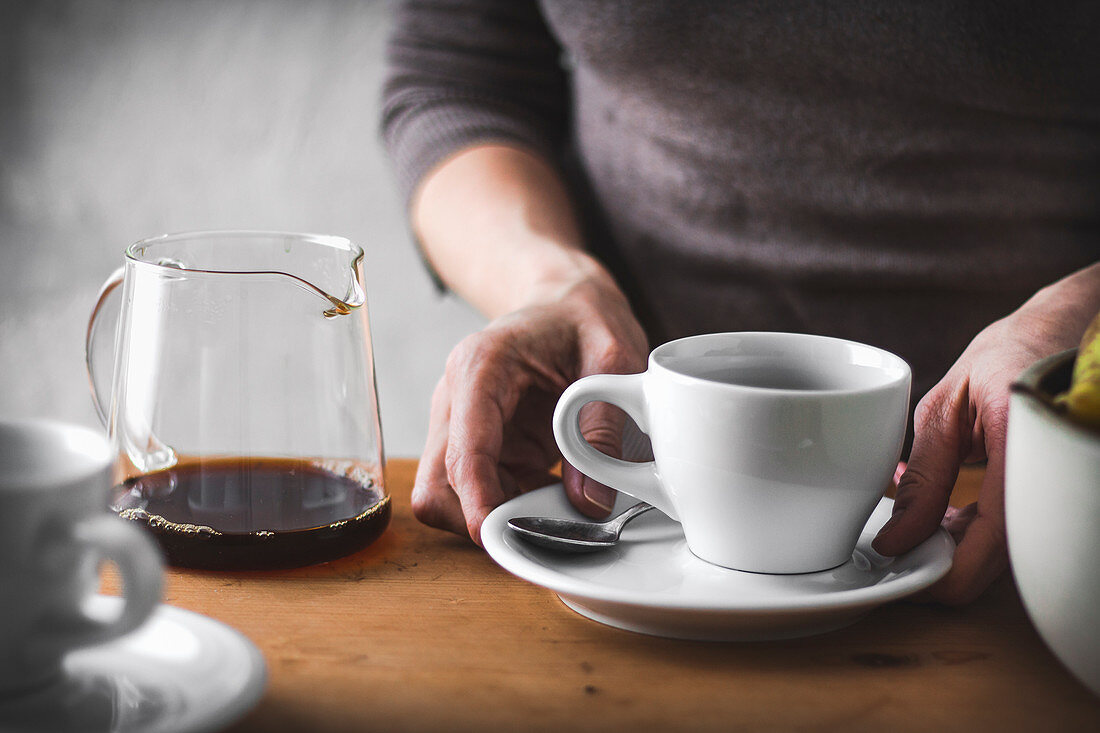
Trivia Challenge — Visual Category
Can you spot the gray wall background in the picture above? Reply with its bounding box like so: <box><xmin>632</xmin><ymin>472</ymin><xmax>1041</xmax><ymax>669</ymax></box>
<box><xmin>0</xmin><ymin>0</ymin><xmax>486</xmax><ymax>457</ymax></box>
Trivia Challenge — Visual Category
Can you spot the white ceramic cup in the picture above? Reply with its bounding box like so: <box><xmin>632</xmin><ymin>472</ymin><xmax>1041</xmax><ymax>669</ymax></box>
<box><xmin>553</xmin><ymin>332</ymin><xmax>912</xmax><ymax>573</ymax></box>
<box><xmin>0</xmin><ymin>419</ymin><xmax>163</xmax><ymax>694</ymax></box>
<box><xmin>1006</xmin><ymin>349</ymin><xmax>1100</xmax><ymax>697</ymax></box>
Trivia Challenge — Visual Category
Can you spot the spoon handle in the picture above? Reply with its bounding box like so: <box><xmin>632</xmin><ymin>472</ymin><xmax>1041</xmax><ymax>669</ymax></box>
<box><xmin>608</xmin><ymin>501</ymin><xmax>655</xmax><ymax>533</ymax></box>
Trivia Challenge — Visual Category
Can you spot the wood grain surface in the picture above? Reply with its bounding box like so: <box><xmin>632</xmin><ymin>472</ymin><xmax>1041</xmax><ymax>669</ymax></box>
<box><xmin>102</xmin><ymin>459</ymin><xmax>1100</xmax><ymax>732</ymax></box>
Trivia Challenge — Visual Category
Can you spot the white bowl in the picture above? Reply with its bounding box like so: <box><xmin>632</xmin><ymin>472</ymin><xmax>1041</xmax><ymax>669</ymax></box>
<box><xmin>1006</xmin><ymin>349</ymin><xmax>1100</xmax><ymax>697</ymax></box>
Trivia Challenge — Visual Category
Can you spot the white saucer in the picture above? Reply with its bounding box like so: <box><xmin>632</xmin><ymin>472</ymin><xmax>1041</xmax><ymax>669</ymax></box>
<box><xmin>482</xmin><ymin>485</ymin><xmax>954</xmax><ymax>641</ymax></box>
<box><xmin>0</xmin><ymin>596</ymin><xmax>266</xmax><ymax>733</ymax></box>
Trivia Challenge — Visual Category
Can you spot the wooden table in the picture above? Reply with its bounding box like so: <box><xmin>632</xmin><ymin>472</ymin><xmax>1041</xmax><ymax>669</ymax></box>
<box><xmin>105</xmin><ymin>459</ymin><xmax>1100</xmax><ymax>732</ymax></box>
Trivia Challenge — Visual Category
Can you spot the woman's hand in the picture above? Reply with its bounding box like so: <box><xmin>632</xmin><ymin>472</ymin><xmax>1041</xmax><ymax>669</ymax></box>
<box><xmin>412</xmin><ymin>274</ymin><xmax>649</xmax><ymax>545</ymax></box>
<box><xmin>405</xmin><ymin>145</ymin><xmax>650</xmax><ymax>543</ymax></box>
<box><xmin>873</xmin><ymin>263</ymin><xmax>1100</xmax><ymax>604</ymax></box>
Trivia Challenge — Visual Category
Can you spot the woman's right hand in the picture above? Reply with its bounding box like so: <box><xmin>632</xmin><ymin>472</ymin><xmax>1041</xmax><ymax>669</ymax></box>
<box><xmin>412</xmin><ymin>272</ymin><xmax>649</xmax><ymax>545</ymax></box>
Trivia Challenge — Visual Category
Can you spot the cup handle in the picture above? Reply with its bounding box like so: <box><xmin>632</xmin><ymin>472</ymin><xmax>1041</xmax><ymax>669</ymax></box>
<box><xmin>552</xmin><ymin>373</ymin><xmax>679</xmax><ymax>521</ymax></box>
<box><xmin>85</xmin><ymin>266</ymin><xmax>125</xmax><ymax>427</ymax></box>
<box><xmin>40</xmin><ymin>514</ymin><xmax>163</xmax><ymax>652</ymax></box>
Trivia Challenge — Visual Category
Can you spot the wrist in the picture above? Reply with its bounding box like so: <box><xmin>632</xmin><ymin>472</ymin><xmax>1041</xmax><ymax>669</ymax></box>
<box><xmin>516</xmin><ymin>248</ymin><xmax>623</xmax><ymax>312</ymax></box>
<box><xmin>1020</xmin><ymin>262</ymin><xmax>1100</xmax><ymax>315</ymax></box>
<box><xmin>1012</xmin><ymin>261</ymin><xmax>1100</xmax><ymax>346</ymax></box>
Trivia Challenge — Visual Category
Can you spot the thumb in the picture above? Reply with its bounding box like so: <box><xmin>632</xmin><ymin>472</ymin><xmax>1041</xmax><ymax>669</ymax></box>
<box><xmin>872</xmin><ymin>387</ymin><xmax>967</xmax><ymax>556</ymax></box>
<box><xmin>562</xmin><ymin>399</ymin><xmax>626</xmax><ymax>518</ymax></box>
<box><xmin>563</xmin><ymin>332</ymin><xmax>647</xmax><ymax>519</ymax></box>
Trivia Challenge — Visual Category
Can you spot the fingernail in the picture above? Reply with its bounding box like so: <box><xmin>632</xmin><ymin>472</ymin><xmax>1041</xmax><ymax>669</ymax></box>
<box><xmin>582</xmin><ymin>480</ymin><xmax>615</xmax><ymax>512</ymax></box>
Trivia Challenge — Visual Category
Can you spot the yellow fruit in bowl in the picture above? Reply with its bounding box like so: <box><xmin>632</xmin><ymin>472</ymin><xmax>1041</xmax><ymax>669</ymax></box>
<box><xmin>1056</xmin><ymin>309</ymin><xmax>1100</xmax><ymax>430</ymax></box>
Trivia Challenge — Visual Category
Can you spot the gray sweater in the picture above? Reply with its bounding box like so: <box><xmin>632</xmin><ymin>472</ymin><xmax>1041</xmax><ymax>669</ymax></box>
<box><xmin>382</xmin><ymin>0</ymin><xmax>1099</xmax><ymax>403</ymax></box>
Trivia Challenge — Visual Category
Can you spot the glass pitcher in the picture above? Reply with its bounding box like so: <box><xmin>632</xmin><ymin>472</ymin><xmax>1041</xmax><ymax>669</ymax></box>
<box><xmin>85</xmin><ymin>231</ymin><xmax>389</xmax><ymax>570</ymax></box>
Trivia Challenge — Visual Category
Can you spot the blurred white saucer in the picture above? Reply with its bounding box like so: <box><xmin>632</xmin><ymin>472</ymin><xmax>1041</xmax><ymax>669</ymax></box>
<box><xmin>0</xmin><ymin>595</ymin><xmax>266</xmax><ymax>733</ymax></box>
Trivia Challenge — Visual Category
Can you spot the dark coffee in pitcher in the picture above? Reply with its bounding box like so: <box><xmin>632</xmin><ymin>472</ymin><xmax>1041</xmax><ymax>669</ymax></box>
<box><xmin>111</xmin><ymin>456</ymin><xmax>390</xmax><ymax>570</ymax></box>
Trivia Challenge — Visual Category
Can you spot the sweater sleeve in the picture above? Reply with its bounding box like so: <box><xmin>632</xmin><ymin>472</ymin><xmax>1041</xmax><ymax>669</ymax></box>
<box><xmin>381</xmin><ymin>0</ymin><xmax>569</xmax><ymax>204</ymax></box>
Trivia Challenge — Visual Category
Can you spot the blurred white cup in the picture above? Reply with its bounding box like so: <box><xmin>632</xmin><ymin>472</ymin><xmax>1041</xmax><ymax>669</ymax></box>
<box><xmin>0</xmin><ymin>419</ymin><xmax>163</xmax><ymax>695</ymax></box>
<box><xmin>1006</xmin><ymin>349</ymin><xmax>1100</xmax><ymax>697</ymax></box>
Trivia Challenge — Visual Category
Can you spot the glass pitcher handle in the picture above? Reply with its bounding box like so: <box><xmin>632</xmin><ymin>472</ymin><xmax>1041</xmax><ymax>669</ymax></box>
<box><xmin>85</xmin><ymin>266</ymin><xmax>125</xmax><ymax>427</ymax></box>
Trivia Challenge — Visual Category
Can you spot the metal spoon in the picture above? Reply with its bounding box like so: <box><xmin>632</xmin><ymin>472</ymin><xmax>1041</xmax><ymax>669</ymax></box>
<box><xmin>507</xmin><ymin>501</ymin><xmax>655</xmax><ymax>553</ymax></box>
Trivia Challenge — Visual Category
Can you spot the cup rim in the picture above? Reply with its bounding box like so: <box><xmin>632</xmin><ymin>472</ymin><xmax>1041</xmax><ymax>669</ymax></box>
<box><xmin>648</xmin><ymin>331</ymin><xmax>912</xmax><ymax>397</ymax></box>
<box><xmin>0</xmin><ymin>418</ymin><xmax>112</xmax><ymax>493</ymax></box>
<box><xmin>1011</xmin><ymin>348</ymin><xmax>1100</xmax><ymax>445</ymax></box>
